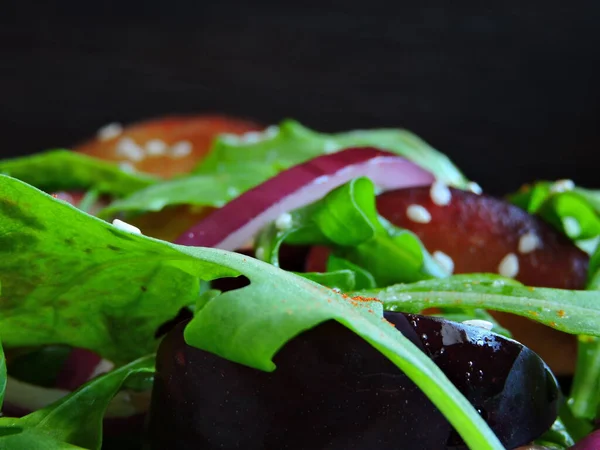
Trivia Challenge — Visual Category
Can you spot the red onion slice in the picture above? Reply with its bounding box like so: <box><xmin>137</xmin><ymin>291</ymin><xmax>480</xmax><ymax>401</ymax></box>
<box><xmin>175</xmin><ymin>147</ymin><xmax>435</xmax><ymax>250</ymax></box>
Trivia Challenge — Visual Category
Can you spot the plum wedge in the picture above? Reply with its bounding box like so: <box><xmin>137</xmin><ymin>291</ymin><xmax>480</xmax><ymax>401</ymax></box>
<box><xmin>147</xmin><ymin>313</ymin><xmax>560</xmax><ymax>450</ymax></box>
<box><xmin>75</xmin><ymin>115</ymin><xmax>260</xmax><ymax>178</ymax></box>
<box><xmin>374</xmin><ymin>187</ymin><xmax>588</xmax><ymax>289</ymax></box>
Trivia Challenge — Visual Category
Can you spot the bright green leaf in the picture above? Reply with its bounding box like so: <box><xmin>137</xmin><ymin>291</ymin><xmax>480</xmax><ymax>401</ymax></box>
<box><xmin>0</xmin><ymin>355</ymin><xmax>154</xmax><ymax>450</ymax></box>
<box><xmin>197</xmin><ymin>120</ymin><xmax>469</xmax><ymax>188</ymax></box>
<box><xmin>256</xmin><ymin>177</ymin><xmax>447</xmax><ymax>286</ymax></box>
<box><xmin>0</xmin><ymin>338</ymin><xmax>5</xmax><ymax>409</ymax></box>
<box><xmin>356</xmin><ymin>274</ymin><xmax>600</xmax><ymax>336</ymax></box>
<box><xmin>0</xmin><ymin>175</ymin><xmax>236</xmax><ymax>364</ymax></box>
<box><xmin>98</xmin><ymin>162</ymin><xmax>278</xmax><ymax>218</ymax></box>
<box><xmin>0</xmin><ymin>150</ymin><xmax>156</xmax><ymax>197</ymax></box>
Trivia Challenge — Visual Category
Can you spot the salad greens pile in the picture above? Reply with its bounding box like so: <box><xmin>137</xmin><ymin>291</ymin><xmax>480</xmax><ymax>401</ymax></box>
<box><xmin>99</xmin><ymin>120</ymin><xmax>469</xmax><ymax>218</ymax></box>
<box><xmin>0</xmin><ymin>120</ymin><xmax>599</xmax><ymax>449</ymax></box>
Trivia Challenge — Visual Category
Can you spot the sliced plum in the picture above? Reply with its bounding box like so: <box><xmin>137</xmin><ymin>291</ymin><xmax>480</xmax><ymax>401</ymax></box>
<box><xmin>306</xmin><ymin>187</ymin><xmax>589</xmax><ymax>375</ymax></box>
<box><xmin>75</xmin><ymin>115</ymin><xmax>261</xmax><ymax>179</ymax></box>
<box><xmin>374</xmin><ymin>187</ymin><xmax>588</xmax><ymax>289</ymax></box>
<box><xmin>147</xmin><ymin>313</ymin><xmax>559</xmax><ymax>450</ymax></box>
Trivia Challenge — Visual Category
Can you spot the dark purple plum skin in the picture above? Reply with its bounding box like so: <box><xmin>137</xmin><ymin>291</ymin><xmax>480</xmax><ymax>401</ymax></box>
<box><xmin>147</xmin><ymin>313</ymin><xmax>560</xmax><ymax>450</ymax></box>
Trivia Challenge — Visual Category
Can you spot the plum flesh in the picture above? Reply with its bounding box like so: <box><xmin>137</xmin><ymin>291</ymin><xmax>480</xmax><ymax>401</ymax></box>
<box><xmin>147</xmin><ymin>313</ymin><xmax>559</xmax><ymax>450</ymax></box>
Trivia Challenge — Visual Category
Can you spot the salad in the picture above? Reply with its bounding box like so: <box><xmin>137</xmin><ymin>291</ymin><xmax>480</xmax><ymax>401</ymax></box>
<box><xmin>0</xmin><ymin>115</ymin><xmax>598</xmax><ymax>450</ymax></box>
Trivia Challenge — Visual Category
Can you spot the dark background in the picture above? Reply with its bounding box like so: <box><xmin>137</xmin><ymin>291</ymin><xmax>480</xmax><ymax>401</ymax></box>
<box><xmin>2</xmin><ymin>1</ymin><xmax>600</xmax><ymax>194</ymax></box>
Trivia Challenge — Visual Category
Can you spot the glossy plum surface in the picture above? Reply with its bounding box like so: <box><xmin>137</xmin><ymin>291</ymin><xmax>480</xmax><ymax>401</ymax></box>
<box><xmin>148</xmin><ymin>313</ymin><xmax>560</xmax><ymax>450</ymax></box>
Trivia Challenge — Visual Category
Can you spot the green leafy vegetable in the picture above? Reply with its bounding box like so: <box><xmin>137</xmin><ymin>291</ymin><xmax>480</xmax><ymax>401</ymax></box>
<box><xmin>197</xmin><ymin>120</ymin><xmax>468</xmax><ymax>187</ymax></box>
<box><xmin>568</xmin><ymin>335</ymin><xmax>600</xmax><ymax>420</ymax></box>
<box><xmin>295</xmin><ymin>270</ymin><xmax>358</xmax><ymax>291</ymax></box>
<box><xmin>0</xmin><ymin>355</ymin><xmax>154</xmax><ymax>450</ymax></box>
<box><xmin>0</xmin><ymin>150</ymin><xmax>156</xmax><ymax>197</ymax></box>
<box><xmin>0</xmin><ymin>338</ymin><xmax>5</xmax><ymax>409</ymax></box>
<box><xmin>508</xmin><ymin>181</ymin><xmax>600</xmax><ymax>248</ymax></box>
<box><xmin>355</xmin><ymin>274</ymin><xmax>600</xmax><ymax>336</ymax></box>
<box><xmin>0</xmin><ymin>175</ymin><xmax>235</xmax><ymax>364</ymax></box>
<box><xmin>588</xmin><ymin>244</ymin><xmax>600</xmax><ymax>290</ymax></box>
<box><xmin>564</xmin><ymin>245</ymin><xmax>600</xmax><ymax>438</ymax></box>
<box><xmin>535</xmin><ymin>418</ymin><xmax>575</xmax><ymax>449</ymax></box>
<box><xmin>255</xmin><ymin>177</ymin><xmax>447</xmax><ymax>286</ymax></box>
<box><xmin>98</xmin><ymin>162</ymin><xmax>278</xmax><ymax>218</ymax></box>
<box><xmin>0</xmin><ymin>175</ymin><xmax>503</xmax><ymax>449</ymax></box>
<box><xmin>326</xmin><ymin>254</ymin><xmax>376</xmax><ymax>289</ymax></box>
<box><xmin>100</xmin><ymin>120</ymin><xmax>468</xmax><ymax>217</ymax></box>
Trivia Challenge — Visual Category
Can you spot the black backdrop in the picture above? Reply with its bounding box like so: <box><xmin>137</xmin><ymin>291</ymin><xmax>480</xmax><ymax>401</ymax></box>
<box><xmin>2</xmin><ymin>0</ymin><xmax>600</xmax><ymax>194</ymax></box>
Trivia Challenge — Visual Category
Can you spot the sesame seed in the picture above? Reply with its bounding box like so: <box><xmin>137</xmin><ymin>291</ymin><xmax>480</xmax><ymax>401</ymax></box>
<box><xmin>240</xmin><ymin>131</ymin><xmax>263</xmax><ymax>144</ymax></box>
<box><xmin>498</xmin><ymin>253</ymin><xmax>519</xmax><ymax>278</ymax></box>
<box><xmin>491</xmin><ymin>279</ymin><xmax>505</xmax><ymax>287</ymax></box>
<box><xmin>577</xmin><ymin>236</ymin><xmax>600</xmax><ymax>254</ymax></box>
<box><xmin>432</xmin><ymin>250</ymin><xmax>454</xmax><ymax>274</ymax></box>
<box><xmin>462</xmin><ymin>319</ymin><xmax>494</xmax><ymax>331</ymax></box>
<box><xmin>97</xmin><ymin>122</ymin><xmax>123</xmax><ymax>141</ymax></box>
<box><xmin>264</xmin><ymin>125</ymin><xmax>279</xmax><ymax>138</ymax></box>
<box><xmin>563</xmin><ymin>216</ymin><xmax>581</xmax><ymax>238</ymax></box>
<box><xmin>467</xmin><ymin>182</ymin><xmax>483</xmax><ymax>195</ymax></box>
<box><xmin>255</xmin><ymin>247</ymin><xmax>265</xmax><ymax>260</ymax></box>
<box><xmin>518</xmin><ymin>232</ymin><xmax>540</xmax><ymax>254</ymax></box>
<box><xmin>220</xmin><ymin>133</ymin><xmax>240</xmax><ymax>144</ymax></box>
<box><xmin>170</xmin><ymin>141</ymin><xmax>193</xmax><ymax>158</ymax></box>
<box><xmin>115</xmin><ymin>137</ymin><xmax>145</xmax><ymax>162</ymax></box>
<box><xmin>112</xmin><ymin>219</ymin><xmax>142</xmax><ymax>235</ymax></box>
<box><xmin>406</xmin><ymin>204</ymin><xmax>432</xmax><ymax>223</ymax></box>
<box><xmin>275</xmin><ymin>212</ymin><xmax>293</xmax><ymax>230</ymax></box>
<box><xmin>430</xmin><ymin>181</ymin><xmax>452</xmax><ymax>206</ymax></box>
<box><xmin>550</xmin><ymin>179</ymin><xmax>575</xmax><ymax>193</ymax></box>
<box><xmin>145</xmin><ymin>139</ymin><xmax>167</xmax><ymax>156</ymax></box>
<box><xmin>323</xmin><ymin>140</ymin><xmax>338</xmax><ymax>154</ymax></box>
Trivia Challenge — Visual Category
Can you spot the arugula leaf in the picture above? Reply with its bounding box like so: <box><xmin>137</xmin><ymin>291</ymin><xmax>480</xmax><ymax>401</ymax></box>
<box><xmin>355</xmin><ymin>274</ymin><xmax>600</xmax><ymax>336</ymax></box>
<box><xmin>535</xmin><ymin>418</ymin><xmax>574</xmax><ymax>449</ymax></box>
<box><xmin>588</xmin><ymin>243</ymin><xmax>600</xmax><ymax>290</ymax></box>
<box><xmin>255</xmin><ymin>177</ymin><xmax>447</xmax><ymax>286</ymax></box>
<box><xmin>98</xmin><ymin>162</ymin><xmax>278</xmax><ymax>218</ymax></box>
<box><xmin>0</xmin><ymin>175</ymin><xmax>503</xmax><ymax>449</ymax></box>
<box><xmin>99</xmin><ymin>120</ymin><xmax>468</xmax><ymax>217</ymax></box>
<box><xmin>0</xmin><ymin>355</ymin><xmax>154</xmax><ymax>450</ymax></box>
<box><xmin>0</xmin><ymin>175</ymin><xmax>236</xmax><ymax>364</ymax></box>
<box><xmin>0</xmin><ymin>339</ymin><xmax>5</xmax><ymax>409</ymax></box>
<box><xmin>296</xmin><ymin>270</ymin><xmax>358</xmax><ymax>291</ymax></box>
<box><xmin>565</xmin><ymin>244</ymin><xmax>600</xmax><ymax>436</ymax></box>
<box><xmin>508</xmin><ymin>181</ymin><xmax>600</xmax><ymax>246</ymax></box>
<box><xmin>197</xmin><ymin>120</ymin><xmax>468</xmax><ymax>187</ymax></box>
<box><xmin>326</xmin><ymin>254</ymin><xmax>376</xmax><ymax>289</ymax></box>
<box><xmin>0</xmin><ymin>150</ymin><xmax>157</xmax><ymax>197</ymax></box>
